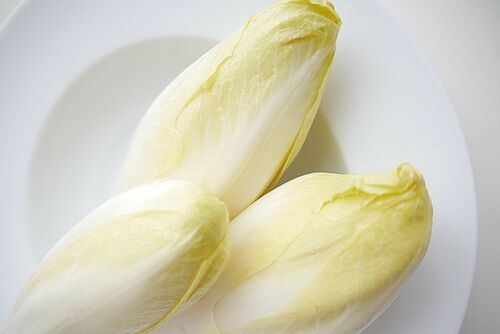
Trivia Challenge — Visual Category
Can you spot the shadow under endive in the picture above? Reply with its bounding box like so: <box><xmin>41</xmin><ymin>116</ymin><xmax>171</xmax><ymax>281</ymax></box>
<box><xmin>278</xmin><ymin>110</ymin><xmax>347</xmax><ymax>186</ymax></box>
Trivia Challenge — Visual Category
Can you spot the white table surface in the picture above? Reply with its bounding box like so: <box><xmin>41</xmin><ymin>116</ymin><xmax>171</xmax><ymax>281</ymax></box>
<box><xmin>1</xmin><ymin>0</ymin><xmax>498</xmax><ymax>332</ymax></box>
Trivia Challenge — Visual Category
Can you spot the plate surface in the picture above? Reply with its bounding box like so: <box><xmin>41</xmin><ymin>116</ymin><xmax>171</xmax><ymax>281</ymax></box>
<box><xmin>0</xmin><ymin>0</ymin><xmax>476</xmax><ymax>332</ymax></box>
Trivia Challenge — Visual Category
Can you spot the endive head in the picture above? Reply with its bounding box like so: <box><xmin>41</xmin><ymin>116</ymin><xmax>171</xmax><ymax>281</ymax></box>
<box><xmin>160</xmin><ymin>164</ymin><xmax>432</xmax><ymax>334</ymax></box>
<box><xmin>2</xmin><ymin>181</ymin><xmax>230</xmax><ymax>334</ymax></box>
<box><xmin>117</xmin><ymin>0</ymin><xmax>341</xmax><ymax>217</ymax></box>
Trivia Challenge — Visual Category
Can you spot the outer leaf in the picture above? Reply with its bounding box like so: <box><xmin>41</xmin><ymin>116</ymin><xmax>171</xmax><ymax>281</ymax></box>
<box><xmin>2</xmin><ymin>181</ymin><xmax>230</xmax><ymax>334</ymax></box>
<box><xmin>116</xmin><ymin>0</ymin><xmax>342</xmax><ymax>217</ymax></box>
<box><xmin>158</xmin><ymin>164</ymin><xmax>433</xmax><ymax>334</ymax></box>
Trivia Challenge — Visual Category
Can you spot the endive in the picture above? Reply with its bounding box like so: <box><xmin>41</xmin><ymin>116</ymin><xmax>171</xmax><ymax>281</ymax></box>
<box><xmin>116</xmin><ymin>0</ymin><xmax>342</xmax><ymax>217</ymax></box>
<box><xmin>158</xmin><ymin>164</ymin><xmax>433</xmax><ymax>334</ymax></box>
<box><xmin>2</xmin><ymin>181</ymin><xmax>230</xmax><ymax>334</ymax></box>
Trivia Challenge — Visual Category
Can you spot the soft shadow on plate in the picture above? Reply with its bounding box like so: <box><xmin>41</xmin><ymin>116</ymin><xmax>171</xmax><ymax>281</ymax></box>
<box><xmin>278</xmin><ymin>112</ymin><xmax>347</xmax><ymax>186</ymax></box>
<box><xmin>26</xmin><ymin>36</ymin><xmax>217</xmax><ymax>259</ymax></box>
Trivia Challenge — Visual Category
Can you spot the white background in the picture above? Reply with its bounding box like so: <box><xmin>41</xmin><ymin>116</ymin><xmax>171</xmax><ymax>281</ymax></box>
<box><xmin>1</xmin><ymin>0</ymin><xmax>498</xmax><ymax>332</ymax></box>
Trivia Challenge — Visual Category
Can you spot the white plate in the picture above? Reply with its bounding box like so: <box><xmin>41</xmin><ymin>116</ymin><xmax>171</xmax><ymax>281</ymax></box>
<box><xmin>0</xmin><ymin>0</ymin><xmax>476</xmax><ymax>332</ymax></box>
